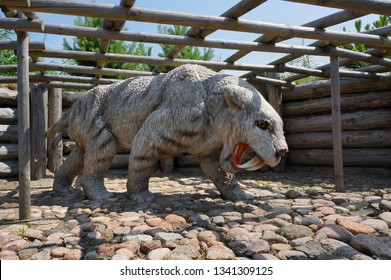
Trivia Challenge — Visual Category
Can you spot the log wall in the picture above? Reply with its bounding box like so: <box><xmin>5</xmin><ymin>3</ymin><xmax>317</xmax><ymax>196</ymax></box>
<box><xmin>282</xmin><ymin>78</ymin><xmax>391</xmax><ymax>171</ymax></box>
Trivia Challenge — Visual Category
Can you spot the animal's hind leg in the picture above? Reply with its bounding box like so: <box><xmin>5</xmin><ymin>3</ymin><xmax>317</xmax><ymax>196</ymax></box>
<box><xmin>53</xmin><ymin>147</ymin><xmax>84</xmax><ymax>194</ymax></box>
<box><xmin>80</xmin><ymin>135</ymin><xmax>116</xmax><ymax>201</ymax></box>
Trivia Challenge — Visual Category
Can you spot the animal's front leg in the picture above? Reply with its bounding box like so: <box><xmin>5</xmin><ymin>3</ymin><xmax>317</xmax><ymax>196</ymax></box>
<box><xmin>127</xmin><ymin>152</ymin><xmax>158</xmax><ymax>203</ymax></box>
<box><xmin>198</xmin><ymin>153</ymin><xmax>254</xmax><ymax>201</ymax></box>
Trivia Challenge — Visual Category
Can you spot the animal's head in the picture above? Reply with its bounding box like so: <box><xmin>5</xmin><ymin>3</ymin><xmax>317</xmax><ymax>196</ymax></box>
<box><xmin>218</xmin><ymin>80</ymin><xmax>288</xmax><ymax>174</ymax></box>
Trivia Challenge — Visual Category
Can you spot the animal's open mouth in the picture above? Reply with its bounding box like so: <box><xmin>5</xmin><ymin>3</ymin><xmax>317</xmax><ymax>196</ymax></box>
<box><xmin>229</xmin><ymin>142</ymin><xmax>265</xmax><ymax>171</ymax></box>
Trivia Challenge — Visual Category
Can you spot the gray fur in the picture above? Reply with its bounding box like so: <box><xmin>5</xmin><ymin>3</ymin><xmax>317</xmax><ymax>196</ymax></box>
<box><xmin>44</xmin><ymin>64</ymin><xmax>288</xmax><ymax>201</ymax></box>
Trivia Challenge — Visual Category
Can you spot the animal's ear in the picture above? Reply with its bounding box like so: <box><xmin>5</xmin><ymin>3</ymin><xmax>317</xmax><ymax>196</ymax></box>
<box><xmin>223</xmin><ymin>85</ymin><xmax>254</xmax><ymax>112</ymax></box>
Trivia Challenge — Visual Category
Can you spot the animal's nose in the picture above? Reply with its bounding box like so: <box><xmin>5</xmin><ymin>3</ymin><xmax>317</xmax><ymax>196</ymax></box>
<box><xmin>276</xmin><ymin>148</ymin><xmax>288</xmax><ymax>157</ymax></box>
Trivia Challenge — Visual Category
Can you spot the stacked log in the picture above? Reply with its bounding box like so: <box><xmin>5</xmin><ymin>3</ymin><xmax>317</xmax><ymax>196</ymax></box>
<box><xmin>282</xmin><ymin>78</ymin><xmax>391</xmax><ymax>169</ymax></box>
<box><xmin>0</xmin><ymin>88</ymin><xmax>18</xmax><ymax>176</ymax></box>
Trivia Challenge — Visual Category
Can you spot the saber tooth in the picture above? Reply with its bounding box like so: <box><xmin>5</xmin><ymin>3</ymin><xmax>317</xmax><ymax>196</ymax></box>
<box><xmin>246</xmin><ymin>161</ymin><xmax>265</xmax><ymax>171</ymax></box>
<box><xmin>237</xmin><ymin>155</ymin><xmax>262</xmax><ymax>169</ymax></box>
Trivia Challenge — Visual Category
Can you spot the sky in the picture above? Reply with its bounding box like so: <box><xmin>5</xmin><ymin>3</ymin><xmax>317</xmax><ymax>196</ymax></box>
<box><xmin>19</xmin><ymin>0</ymin><xmax>382</xmax><ymax>75</ymax></box>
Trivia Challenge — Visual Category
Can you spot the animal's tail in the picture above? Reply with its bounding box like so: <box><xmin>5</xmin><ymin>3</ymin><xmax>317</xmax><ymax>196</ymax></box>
<box><xmin>43</xmin><ymin>111</ymin><xmax>69</xmax><ymax>138</ymax></box>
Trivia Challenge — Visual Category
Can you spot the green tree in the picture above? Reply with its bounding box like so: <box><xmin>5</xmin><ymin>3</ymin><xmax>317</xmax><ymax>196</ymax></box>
<box><xmin>157</xmin><ymin>25</ymin><xmax>215</xmax><ymax>71</ymax></box>
<box><xmin>63</xmin><ymin>16</ymin><xmax>153</xmax><ymax>74</ymax></box>
<box><xmin>340</xmin><ymin>15</ymin><xmax>390</xmax><ymax>69</ymax></box>
<box><xmin>0</xmin><ymin>20</ymin><xmax>17</xmax><ymax>77</ymax></box>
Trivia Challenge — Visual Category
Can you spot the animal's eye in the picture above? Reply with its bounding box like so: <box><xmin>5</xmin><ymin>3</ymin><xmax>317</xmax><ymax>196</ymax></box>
<box><xmin>256</xmin><ymin>120</ymin><xmax>269</xmax><ymax>130</ymax></box>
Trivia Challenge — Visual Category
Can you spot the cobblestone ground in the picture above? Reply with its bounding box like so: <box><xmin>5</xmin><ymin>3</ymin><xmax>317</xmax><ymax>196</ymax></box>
<box><xmin>0</xmin><ymin>168</ymin><xmax>390</xmax><ymax>260</ymax></box>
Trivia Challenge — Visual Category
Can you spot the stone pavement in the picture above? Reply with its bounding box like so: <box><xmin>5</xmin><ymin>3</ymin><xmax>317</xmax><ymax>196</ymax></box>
<box><xmin>0</xmin><ymin>168</ymin><xmax>390</xmax><ymax>260</ymax></box>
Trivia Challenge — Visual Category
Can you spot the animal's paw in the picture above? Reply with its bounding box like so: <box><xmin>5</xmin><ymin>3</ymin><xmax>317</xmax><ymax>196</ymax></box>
<box><xmin>130</xmin><ymin>191</ymin><xmax>156</xmax><ymax>203</ymax></box>
<box><xmin>53</xmin><ymin>184</ymin><xmax>79</xmax><ymax>196</ymax></box>
<box><xmin>84</xmin><ymin>188</ymin><xmax>114</xmax><ymax>201</ymax></box>
<box><xmin>224</xmin><ymin>189</ymin><xmax>255</xmax><ymax>202</ymax></box>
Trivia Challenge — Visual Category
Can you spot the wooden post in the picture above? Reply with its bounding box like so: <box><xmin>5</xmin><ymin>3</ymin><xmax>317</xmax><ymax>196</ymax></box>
<box><xmin>17</xmin><ymin>19</ymin><xmax>31</xmax><ymax>220</ymax></box>
<box><xmin>265</xmin><ymin>72</ymin><xmax>286</xmax><ymax>172</ymax></box>
<box><xmin>47</xmin><ymin>87</ymin><xmax>63</xmax><ymax>173</ymax></box>
<box><xmin>30</xmin><ymin>83</ymin><xmax>47</xmax><ymax>179</ymax></box>
<box><xmin>160</xmin><ymin>158</ymin><xmax>174</xmax><ymax>173</ymax></box>
<box><xmin>330</xmin><ymin>56</ymin><xmax>345</xmax><ymax>190</ymax></box>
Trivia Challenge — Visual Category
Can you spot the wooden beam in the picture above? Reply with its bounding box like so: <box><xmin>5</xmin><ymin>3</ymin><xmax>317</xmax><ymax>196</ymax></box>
<box><xmin>43</xmin><ymin>82</ymin><xmax>95</xmax><ymax>90</ymax></box>
<box><xmin>248</xmin><ymin>76</ymin><xmax>295</xmax><ymax>89</ymax></box>
<box><xmin>285</xmin><ymin>0</ymin><xmax>391</xmax><ymax>16</ymax></box>
<box><xmin>47</xmin><ymin>87</ymin><xmax>62</xmax><ymax>173</ymax></box>
<box><xmin>16</xmin><ymin>15</ymin><xmax>31</xmax><ymax>220</ymax></box>
<box><xmin>227</xmin><ymin>9</ymin><xmax>366</xmax><ymax>64</ymax></box>
<box><xmin>0</xmin><ymin>40</ymin><xmax>44</xmax><ymax>50</ymax></box>
<box><xmin>155</xmin><ymin>0</ymin><xmax>267</xmax><ymax>71</ymax></box>
<box><xmin>3</xmin><ymin>0</ymin><xmax>391</xmax><ymax>49</ymax></box>
<box><xmin>30</xmin><ymin>62</ymin><xmax>155</xmax><ymax>77</ymax></box>
<box><xmin>30</xmin><ymin>83</ymin><xmax>47</xmax><ymax>180</ymax></box>
<box><xmin>330</xmin><ymin>55</ymin><xmax>344</xmax><ymax>190</ymax></box>
<box><xmin>2</xmin><ymin>18</ymin><xmax>391</xmax><ymax>68</ymax></box>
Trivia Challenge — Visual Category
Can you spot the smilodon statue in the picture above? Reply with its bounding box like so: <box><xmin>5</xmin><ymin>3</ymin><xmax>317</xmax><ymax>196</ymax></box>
<box><xmin>45</xmin><ymin>64</ymin><xmax>288</xmax><ymax>202</ymax></box>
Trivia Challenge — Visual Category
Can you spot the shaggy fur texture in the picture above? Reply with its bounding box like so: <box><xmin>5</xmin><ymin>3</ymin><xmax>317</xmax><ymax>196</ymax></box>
<box><xmin>45</xmin><ymin>64</ymin><xmax>288</xmax><ymax>201</ymax></box>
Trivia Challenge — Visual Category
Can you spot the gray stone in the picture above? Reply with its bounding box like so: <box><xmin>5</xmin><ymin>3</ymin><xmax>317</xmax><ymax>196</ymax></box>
<box><xmin>31</xmin><ymin>248</ymin><xmax>51</xmax><ymax>260</ymax></box>
<box><xmin>123</xmin><ymin>233</ymin><xmax>153</xmax><ymax>243</ymax></box>
<box><xmin>246</xmin><ymin>240</ymin><xmax>271</xmax><ymax>256</ymax></box>
<box><xmin>285</xmin><ymin>189</ymin><xmax>301</xmax><ymax>199</ymax></box>
<box><xmin>277</xmin><ymin>250</ymin><xmax>307</xmax><ymax>260</ymax></box>
<box><xmin>253</xmin><ymin>253</ymin><xmax>279</xmax><ymax>260</ymax></box>
<box><xmin>290</xmin><ymin>236</ymin><xmax>313</xmax><ymax>247</ymax></box>
<box><xmin>206</xmin><ymin>245</ymin><xmax>235</xmax><ymax>260</ymax></box>
<box><xmin>378</xmin><ymin>212</ymin><xmax>391</xmax><ymax>227</ymax></box>
<box><xmin>350</xmin><ymin>234</ymin><xmax>391</xmax><ymax>259</ymax></box>
<box><xmin>360</xmin><ymin>219</ymin><xmax>388</xmax><ymax>233</ymax></box>
<box><xmin>228</xmin><ymin>240</ymin><xmax>250</xmax><ymax>256</ymax></box>
<box><xmin>320</xmin><ymin>238</ymin><xmax>372</xmax><ymax>260</ymax></box>
<box><xmin>293</xmin><ymin>216</ymin><xmax>323</xmax><ymax>226</ymax></box>
<box><xmin>212</xmin><ymin>216</ymin><xmax>225</xmax><ymax>225</ymax></box>
<box><xmin>296</xmin><ymin>241</ymin><xmax>326</xmax><ymax>258</ymax></box>
<box><xmin>316</xmin><ymin>224</ymin><xmax>353</xmax><ymax>243</ymax></box>
<box><xmin>165</xmin><ymin>245</ymin><xmax>201</xmax><ymax>260</ymax></box>
<box><xmin>84</xmin><ymin>251</ymin><xmax>102</xmax><ymax>260</ymax></box>
<box><xmin>147</xmin><ymin>248</ymin><xmax>171</xmax><ymax>260</ymax></box>
<box><xmin>226</xmin><ymin>228</ymin><xmax>250</xmax><ymax>241</ymax></box>
<box><xmin>154</xmin><ymin>232</ymin><xmax>183</xmax><ymax>244</ymax></box>
<box><xmin>379</xmin><ymin>200</ymin><xmax>391</xmax><ymax>211</ymax></box>
<box><xmin>188</xmin><ymin>213</ymin><xmax>210</xmax><ymax>227</ymax></box>
<box><xmin>18</xmin><ymin>248</ymin><xmax>39</xmax><ymax>260</ymax></box>
<box><xmin>262</xmin><ymin>230</ymin><xmax>289</xmax><ymax>244</ymax></box>
<box><xmin>278</xmin><ymin>224</ymin><xmax>314</xmax><ymax>240</ymax></box>
<box><xmin>63</xmin><ymin>236</ymin><xmax>81</xmax><ymax>246</ymax></box>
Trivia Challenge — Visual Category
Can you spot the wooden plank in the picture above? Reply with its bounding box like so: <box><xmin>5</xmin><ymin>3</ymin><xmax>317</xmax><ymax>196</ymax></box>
<box><xmin>17</xmin><ymin>23</ymin><xmax>31</xmax><ymax>219</ymax></box>
<box><xmin>283</xmin><ymin>91</ymin><xmax>391</xmax><ymax>117</ymax></box>
<box><xmin>30</xmin><ymin>84</ymin><xmax>47</xmax><ymax>180</ymax></box>
<box><xmin>0</xmin><ymin>143</ymin><xmax>18</xmax><ymax>160</ymax></box>
<box><xmin>287</xmin><ymin>148</ymin><xmax>391</xmax><ymax>167</ymax></box>
<box><xmin>0</xmin><ymin>87</ymin><xmax>17</xmax><ymax>105</ymax></box>
<box><xmin>0</xmin><ymin>107</ymin><xmax>17</xmax><ymax>124</ymax></box>
<box><xmin>330</xmin><ymin>56</ymin><xmax>344</xmax><ymax>190</ymax></box>
<box><xmin>0</xmin><ymin>160</ymin><xmax>18</xmax><ymax>177</ymax></box>
<box><xmin>283</xmin><ymin>76</ymin><xmax>391</xmax><ymax>101</ymax></box>
<box><xmin>47</xmin><ymin>87</ymin><xmax>63</xmax><ymax>173</ymax></box>
<box><xmin>3</xmin><ymin>2</ymin><xmax>391</xmax><ymax>49</ymax></box>
<box><xmin>0</xmin><ymin>40</ymin><xmax>44</xmax><ymax>50</ymax></box>
<box><xmin>286</xmin><ymin>130</ymin><xmax>391</xmax><ymax>149</ymax></box>
<box><xmin>0</xmin><ymin>124</ymin><xmax>18</xmax><ymax>142</ymax></box>
<box><xmin>284</xmin><ymin>109</ymin><xmax>391</xmax><ymax>133</ymax></box>
<box><xmin>285</xmin><ymin>0</ymin><xmax>391</xmax><ymax>16</ymax></box>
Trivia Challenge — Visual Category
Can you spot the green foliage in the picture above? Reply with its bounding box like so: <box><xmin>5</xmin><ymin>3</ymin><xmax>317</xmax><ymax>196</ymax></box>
<box><xmin>340</xmin><ymin>15</ymin><xmax>390</xmax><ymax>69</ymax></box>
<box><xmin>157</xmin><ymin>25</ymin><xmax>215</xmax><ymax>71</ymax></box>
<box><xmin>63</xmin><ymin>16</ymin><xmax>153</xmax><ymax>75</ymax></box>
<box><xmin>0</xmin><ymin>22</ymin><xmax>17</xmax><ymax>77</ymax></box>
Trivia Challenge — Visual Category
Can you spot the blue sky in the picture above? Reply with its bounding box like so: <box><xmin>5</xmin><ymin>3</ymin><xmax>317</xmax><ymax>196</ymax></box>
<box><xmin>23</xmin><ymin>0</ymin><xmax>381</xmax><ymax>72</ymax></box>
